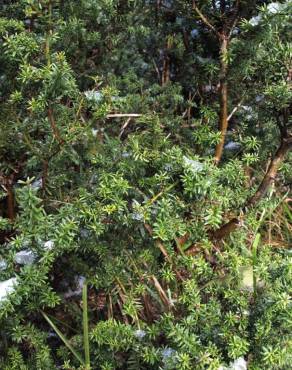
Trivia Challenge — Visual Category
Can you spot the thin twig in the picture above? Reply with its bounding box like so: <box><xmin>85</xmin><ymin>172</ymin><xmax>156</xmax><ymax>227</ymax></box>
<box><xmin>152</xmin><ymin>58</ymin><xmax>161</xmax><ymax>83</ymax></box>
<box><xmin>227</xmin><ymin>97</ymin><xmax>244</xmax><ymax>121</ymax></box>
<box><xmin>151</xmin><ymin>275</ymin><xmax>172</xmax><ymax>308</ymax></box>
<box><xmin>48</xmin><ymin>106</ymin><xmax>64</xmax><ymax>145</ymax></box>
<box><xmin>119</xmin><ymin>117</ymin><xmax>132</xmax><ymax>139</ymax></box>
<box><xmin>192</xmin><ymin>1</ymin><xmax>220</xmax><ymax>38</ymax></box>
<box><xmin>106</xmin><ymin>113</ymin><xmax>142</xmax><ymax>118</ymax></box>
<box><xmin>228</xmin><ymin>0</ymin><xmax>240</xmax><ymax>38</ymax></box>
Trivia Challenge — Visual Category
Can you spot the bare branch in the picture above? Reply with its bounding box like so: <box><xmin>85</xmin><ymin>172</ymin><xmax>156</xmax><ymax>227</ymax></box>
<box><xmin>227</xmin><ymin>96</ymin><xmax>244</xmax><ymax>121</ymax></box>
<box><xmin>106</xmin><ymin>113</ymin><xmax>142</xmax><ymax>118</ymax></box>
<box><xmin>228</xmin><ymin>0</ymin><xmax>240</xmax><ymax>38</ymax></box>
<box><xmin>119</xmin><ymin>117</ymin><xmax>132</xmax><ymax>139</ymax></box>
<box><xmin>212</xmin><ymin>135</ymin><xmax>292</xmax><ymax>240</ymax></box>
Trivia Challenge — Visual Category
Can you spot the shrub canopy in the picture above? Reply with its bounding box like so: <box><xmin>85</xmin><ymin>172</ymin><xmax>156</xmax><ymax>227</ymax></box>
<box><xmin>0</xmin><ymin>1</ymin><xmax>291</xmax><ymax>369</ymax></box>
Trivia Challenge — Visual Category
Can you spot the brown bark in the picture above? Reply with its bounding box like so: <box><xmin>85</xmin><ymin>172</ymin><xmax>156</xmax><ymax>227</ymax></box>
<box><xmin>6</xmin><ymin>181</ymin><xmax>15</xmax><ymax>221</ymax></box>
<box><xmin>212</xmin><ymin>217</ymin><xmax>240</xmax><ymax>240</ymax></box>
<box><xmin>161</xmin><ymin>37</ymin><xmax>172</xmax><ymax>86</ymax></box>
<box><xmin>151</xmin><ymin>275</ymin><xmax>172</xmax><ymax>308</ymax></box>
<box><xmin>162</xmin><ymin>55</ymin><xmax>170</xmax><ymax>86</ymax></box>
<box><xmin>214</xmin><ymin>35</ymin><xmax>229</xmax><ymax>164</ymax></box>
<box><xmin>247</xmin><ymin>137</ymin><xmax>292</xmax><ymax>207</ymax></box>
<box><xmin>212</xmin><ymin>136</ymin><xmax>292</xmax><ymax>240</ymax></box>
<box><xmin>144</xmin><ymin>223</ymin><xmax>184</xmax><ymax>281</ymax></box>
<box><xmin>47</xmin><ymin>106</ymin><xmax>64</xmax><ymax>145</ymax></box>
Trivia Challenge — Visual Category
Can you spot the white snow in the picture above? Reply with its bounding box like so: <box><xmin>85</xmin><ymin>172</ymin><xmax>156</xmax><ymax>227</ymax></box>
<box><xmin>0</xmin><ymin>260</ymin><xmax>7</xmax><ymax>270</ymax></box>
<box><xmin>202</xmin><ymin>84</ymin><xmax>213</xmax><ymax>92</ymax></box>
<box><xmin>218</xmin><ymin>356</ymin><xmax>247</xmax><ymax>370</ymax></box>
<box><xmin>230</xmin><ymin>357</ymin><xmax>247</xmax><ymax>370</ymax></box>
<box><xmin>0</xmin><ymin>278</ymin><xmax>17</xmax><ymax>302</ymax></box>
<box><xmin>84</xmin><ymin>90</ymin><xmax>103</xmax><ymax>103</ymax></box>
<box><xmin>92</xmin><ymin>128</ymin><xmax>98</xmax><ymax>136</ymax></box>
<box><xmin>131</xmin><ymin>200</ymin><xmax>144</xmax><ymax>221</ymax></box>
<box><xmin>191</xmin><ymin>29</ymin><xmax>199</xmax><ymax>38</ymax></box>
<box><xmin>255</xmin><ymin>95</ymin><xmax>264</xmax><ymax>102</ymax></box>
<box><xmin>43</xmin><ymin>240</ymin><xmax>54</xmax><ymax>250</ymax></box>
<box><xmin>134</xmin><ymin>329</ymin><xmax>146</xmax><ymax>339</ymax></box>
<box><xmin>64</xmin><ymin>275</ymin><xmax>86</xmax><ymax>298</ymax></box>
<box><xmin>196</xmin><ymin>56</ymin><xmax>212</xmax><ymax>64</ymax></box>
<box><xmin>249</xmin><ymin>15</ymin><xmax>261</xmax><ymax>26</ymax></box>
<box><xmin>14</xmin><ymin>250</ymin><xmax>36</xmax><ymax>265</ymax></box>
<box><xmin>183</xmin><ymin>156</ymin><xmax>204</xmax><ymax>173</ymax></box>
<box><xmin>224</xmin><ymin>141</ymin><xmax>241</xmax><ymax>151</ymax></box>
<box><xmin>31</xmin><ymin>178</ymin><xmax>42</xmax><ymax>190</ymax></box>
<box><xmin>162</xmin><ymin>347</ymin><xmax>176</xmax><ymax>363</ymax></box>
<box><xmin>267</xmin><ymin>2</ymin><xmax>282</xmax><ymax>14</ymax></box>
<box><xmin>231</xmin><ymin>27</ymin><xmax>240</xmax><ymax>35</ymax></box>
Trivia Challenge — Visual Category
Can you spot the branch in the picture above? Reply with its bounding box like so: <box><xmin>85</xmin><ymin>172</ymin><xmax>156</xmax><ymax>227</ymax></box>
<box><xmin>152</xmin><ymin>58</ymin><xmax>161</xmax><ymax>83</ymax></box>
<box><xmin>247</xmin><ymin>136</ymin><xmax>292</xmax><ymax>207</ymax></box>
<box><xmin>144</xmin><ymin>223</ymin><xmax>172</xmax><ymax>264</ymax></box>
<box><xmin>227</xmin><ymin>96</ymin><xmax>244</xmax><ymax>121</ymax></box>
<box><xmin>48</xmin><ymin>106</ymin><xmax>64</xmax><ymax>145</ymax></box>
<box><xmin>119</xmin><ymin>117</ymin><xmax>132</xmax><ymax>139</ymax></box>
<box><xmin>106</xmin><ymin>113</ymin><xmax>142</xmax><ymax>118</ymax></box>
<box><xmin>227</xmin><ymin>0</ymin><xmax>240</xmax><ymax>38</ymax></box>
<box><xmin>192</xmin><ymin>1</ymin><xmax>220</xmax><ymax>38</ymax></box>
<box><xmin>212</xmin><ymin>136</ymin><xmax>292</xmax><ymax>240</ymax></box>
<box><xmin>144</xmin><ymin>223</ymin><xmax>184</xmax><ymax>281</ymax></box>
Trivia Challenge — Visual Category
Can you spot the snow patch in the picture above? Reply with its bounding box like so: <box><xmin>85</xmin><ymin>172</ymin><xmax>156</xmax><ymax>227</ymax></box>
<box><xmin>224</xmin><ymin>141</ymin><xmax>241</xmax><ymax>151</ymax></box>
<box><xmin>31</xmin><ymin>178</ymin><xmax>42</xmax><ymax>190</ymax></box>
<box><xmin>15</xmin><ymin>250</ymin><xmax>36</xmax><ymax>265</ymax></box>
<box><xmin>267</xmin><ymin>2</ymin><xmax>282</xmax><ymax>14</ymax></box>
<box><xmin>183</xmin><ymin>156</ymin><xmax>204</xmax><ymax>173</ymax></box>
<box><xmin>0</xmin><ymin>278</ymin><xmax>17</xmax><ymax>302</ymax></box>
<box><xmin>249</xmin><ymin>15</ymin><xmax>261</xmax><ymax>26</ymax></box>
<box><xmin>64</xmin><ymin>276</ymin><xmax>86</xmax><ymax>298</ymax></box>
<box><xmin>134</xmin><ymin>329</ymin><xmax>146</xmax><ymax>339</ymax></box>
<box><xmin>84</xmin><ymin>90</ymin><xmax>103</xmax><ymax>103</ymax></box>
<box><xmin>218</xmin><ymin>356</ymin><xmax>247</xmax><ymax>370</ymax></box>
<box><xmin>44</xmin><ymin>240</ymin><xmax>54</xmax><ymax>250</ymax></box>
<box><xmin>191</xmin><ymin>29</ymin><xmax>199</xmax><ymax>38</ymax></box>
<box><xmin>0</xmin><ymin>260</ymin><xmax>7</xmax><ymax>271</ymax></box>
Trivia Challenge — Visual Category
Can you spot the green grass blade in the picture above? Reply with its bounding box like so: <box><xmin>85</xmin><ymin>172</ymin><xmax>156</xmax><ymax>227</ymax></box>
<box><xmin>41</xmin><ymin>310</ymin><xmax>85</xmax><ymax>365</ymax></box>
<box><xmin>82</xmin><ymin>282</ymin><xmax>90</xmax><ymax>368</ymax></box>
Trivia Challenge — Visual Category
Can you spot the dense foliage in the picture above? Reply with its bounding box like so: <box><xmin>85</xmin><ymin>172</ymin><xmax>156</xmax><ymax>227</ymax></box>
<box><xmin>0</xmin><ymin>1</ymin><xmax>291</xmax><ymax>369</ymax></box>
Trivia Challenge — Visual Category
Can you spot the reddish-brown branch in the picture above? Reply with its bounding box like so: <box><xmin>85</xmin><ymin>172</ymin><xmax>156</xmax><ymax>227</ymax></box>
<box><xmin>192</xmin><ymin>1</ymin><xmax>220</xmax><ymax>37</ymax></box>
<box><xmin>191</xmin><ymin>2</ymin><xmax>241</xmax><ymax>165</ymax></box>
<box><xmin>6</xmin><ymin>181</ymin><xmax>15</xmax><ymax>221</ymax></box>
<box><xmin>144</xmin><ymin>223</ymin><xmax>172</xmax><ymax>263</ymax></box>
<box><xmin>151</xmin><ymin>275</ymin><xmax>172</xmax><ymax>308</ymax></box>
<box><xmin>48</xmin><ymin>106</ymin><xmax>64</xmax><ymax>145</ymax></box>
<box><xmin>212</xmin><ymin>218</ymin><xmax>240</xmax><ymax>240</ymax></box>
<box><xmin>1</xmin><ymin>173</ymin><xmax>17</xmax><ymax>221</ymax></box>
<box><xmin>162</xmin><ymin>37</ymin><xmax>172</xmax><ymax>86</ymax></box>
<box><xmin>247</xmin><ymin>137</ymin><xmax>292</xmax><ymax>207</ymax></box>
<box><xmin>214</xmin><ymin>35</ymin><xmax>229</xmax><ymax>164</ymax></box>
<box><xmin>212</xmin><ymin>136</ymin><xmax>292</xmax><ymax>240</ymax></box>
<box><xmin>144</xmin><ymin>223</ymin><xmax>184</xmax><ymax>281</ymax></box>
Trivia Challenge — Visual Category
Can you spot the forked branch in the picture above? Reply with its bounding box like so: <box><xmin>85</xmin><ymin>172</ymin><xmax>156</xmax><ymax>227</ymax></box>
<box><xmin>213</xmin><ymin>135</ymin><xmax>292</xmax><ymax>240</ymax></box>
<box><xmin>192</xmin><ymin>1</ymin><xmax>220</xmax><ymax>38</ymax></box>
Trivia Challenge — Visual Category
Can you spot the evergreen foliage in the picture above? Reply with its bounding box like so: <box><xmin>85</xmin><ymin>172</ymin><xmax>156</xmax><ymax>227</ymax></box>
<box><xmin>0</xmin><ymin>1</ymin><xmax>291</xmax><ymax>369</ymax></box>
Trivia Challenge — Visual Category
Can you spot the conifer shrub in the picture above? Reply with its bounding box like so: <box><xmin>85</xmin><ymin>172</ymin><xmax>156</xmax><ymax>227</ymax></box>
<box><xmin>0</xmin><ymin>1</ymin><xmax>291</xmax><ymax>369</ymax></box>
